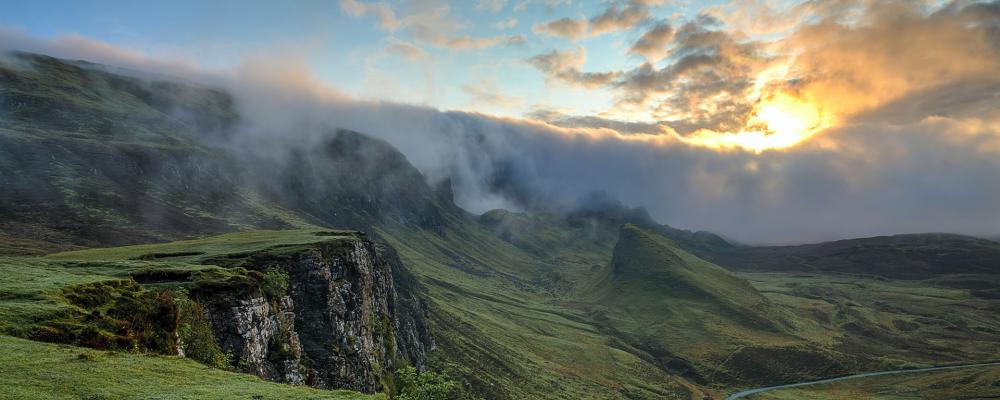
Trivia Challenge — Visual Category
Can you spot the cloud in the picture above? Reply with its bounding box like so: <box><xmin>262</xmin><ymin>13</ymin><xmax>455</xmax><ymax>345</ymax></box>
<box><xmin>532</xmin><ymin>0</ymin><xmax>654</xmax><ymax>40</ymax></box>
<box><xmin>514</xmin><ymin>0</ymin><xmax>573</xmax><ymax>12</ymax></box>
<box><xmin>383</xmin><ymin>38</ymin><xmax>429</xmax><ymax>60</ymax></box>
<box><xmin>0</xmin><ymin>27</ymin><xmax>204</xmax><ymax>80</ymax></box>
<box><xmin>413</xmin><ymin>32</ymin><xmax>517</xmax><ymax>50</ymax></box>
<box><xmin>525</xmin><ymin>107</ymin><xmax>668</xmax><ymax>135</ymax></box>
<box><xmin>527</xmin><ymin>47</ymin><xmax>623</xmax><ymax>88</ymax></box>
<box><xmin>463</xmin><ymin>80</ymin><xmax>524</xmax><ymax>110</ymax></box>
<box><xmin>343</xmin><ymin>0</ymin><xmax>519</xmax><ymax>50</ymax></box>
<box><xmin>340</xmin><ymin>0</ymin><xmax>402</xmax><ymax>32</ymax></box>
<box><xmin>404</xmin><ymin>3</ymin><xmax>526</xmax><ymax>50</ymax></box>
<box><xmin>494</xmin><ymin>18</ymin><xmax>519</xmax><ymax>30</ymax></box>
<box><xmin>773</xmin><ymin>0</ymin><xmax>1000</xmax><ymax>122</ymax></box>
<box><xmin>590</xmin><ymin>2</ymin><xmax>650</xmax><ymax>36</ymax></box>
<box><xmin>494</xmin><ymin>113</ymin><xmax>1000</xmax><ymax>244</ymax></box>
<box><xmin>476</xmin><ymin>0</ymin><xmax>508</xmax><ymax>13</ymax></box>
<box><xmin>613</xmin><ymin>15</ymin><xmax>769</xmax><ymax>133</ymax></box>
<box><xmin>531</xmin><ymin>0</ymin><xmax>1000</xmax><ymax>143</ymax></box>
<box><xmin>533</xmin><ymin>17</ymin><xmax>590</xmax><ymax>40</ymax></box>
<box><xmin>701</xmin><ymin>0</ymin><xmax>816</xmax><ymax>37</ymax></box>
<box><xmin>628</xmin><ymin>21</ymin><xmax>674</xmax><ymax>62</ymax></box>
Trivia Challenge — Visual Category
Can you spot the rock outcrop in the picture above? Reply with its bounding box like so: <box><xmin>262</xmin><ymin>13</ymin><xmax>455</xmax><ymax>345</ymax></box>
<box><xmin>194</xmin><ymin>233</ymin><xmax>432</xmax><ymax>393</ymax></box>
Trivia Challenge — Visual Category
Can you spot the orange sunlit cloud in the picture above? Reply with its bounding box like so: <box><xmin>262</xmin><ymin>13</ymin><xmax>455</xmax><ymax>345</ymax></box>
<box><xmin>680</xmin><ymin>91</ymin><xmax>831</xmax><ymax>153</ymax></box>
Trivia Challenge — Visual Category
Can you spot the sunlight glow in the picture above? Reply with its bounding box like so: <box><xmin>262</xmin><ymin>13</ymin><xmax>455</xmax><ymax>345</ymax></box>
<box><xmin>756</xmin><ymin>93</ymin><xmax>821</xmax><ymax>141</ymax></box>
<box><xmin>681</xmin><ymin>92</ymin><xmax>831</xmax><ymax>153</ymax></box>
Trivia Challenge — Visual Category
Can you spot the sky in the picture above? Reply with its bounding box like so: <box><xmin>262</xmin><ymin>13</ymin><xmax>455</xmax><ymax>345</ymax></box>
<box><xmin>2</xmin><ymin>0</ymin><xmax>1000</xmax><ymax>243</ymax></box>
<box><xmin>0</xmin><ymin>0</ymin><xmax>732</xmax><ymax>124</ymax></box>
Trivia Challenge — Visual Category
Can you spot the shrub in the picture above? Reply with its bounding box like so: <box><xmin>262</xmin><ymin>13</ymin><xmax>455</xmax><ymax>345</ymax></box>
<box><xmin>54</xmin><ymin>280</ymin><xmax>178</xmax><ymax>353</ymax></box>
<box><xmin>261</xmin><ymin>266</ymin><xmax>290</xmax><ymax>300</ymax></box>
<box><xmin>175</xmin><ymin>293</ymin><xmax>230</xmax><ymax>369</ymax></box>
<box><xmin>393</xmin><ymin>366</ymin><xmax>458</xmax><ymax>400</ymax></box>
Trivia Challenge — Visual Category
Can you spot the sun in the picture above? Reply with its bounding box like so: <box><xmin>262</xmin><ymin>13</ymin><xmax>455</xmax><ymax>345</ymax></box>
<box><xmin>754</xmin><ymin>93</ymin><xmax>822</xmax><ymax>142</ymax></box>
<box><xmin>682</xmin><ymin>92</ymin><xmax>828</xmax><ymax>153</ymax></box>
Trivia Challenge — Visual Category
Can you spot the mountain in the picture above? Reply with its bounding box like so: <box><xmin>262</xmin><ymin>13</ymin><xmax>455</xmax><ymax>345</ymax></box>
<box><xmin>477</xmin><ymin>196</ymin><xmax>732</xmax><ymax>264</ymax></box>
<box><xmin>0</xmin><ymin>52</ymin><xmax>459</xmax><ymax>254</ymax></box>
<box><xmin>592</xmin><ymin>224</ymin><xmax>777</xmax><ymax>328</ymax></box>
<box><xmin>583</xmin><ymin>225</ymin><xmax>848</xmax><ymax>385</ymax></box>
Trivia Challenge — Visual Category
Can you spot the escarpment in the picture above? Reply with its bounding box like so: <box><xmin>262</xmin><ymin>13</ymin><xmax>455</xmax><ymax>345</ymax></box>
<box><xmin>189</xmin><ymin>233</ymin><xmax>433</xmax><ymax>393</ymax></box>
<box><xmin>22</xmin><ymin>230</ymin><xmax>432</xmax><ymax>395</ymax></box>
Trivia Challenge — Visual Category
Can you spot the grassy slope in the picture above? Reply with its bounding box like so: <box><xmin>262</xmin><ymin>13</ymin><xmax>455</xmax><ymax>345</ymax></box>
<box><xmin>379</xmin><ymin>219</ymin><xmax>705</xmax><ymax>399</ymax></box>
<box><xmin>587</xmin><ymin>225</ymin><xmax>774</xmax><ymax>317</ymax></box>
<box><xmin>740</xmin><ymin>272</ymin><xmax>1000</xmax><ymax>367</ymax></box>
<box><xmin>381</xmin><ymin>218</ymin><xmax>1000</xmax><ymax>398</ymax></box>
<box><xmin>751</xmin><ymin>365</ymin><xmax>1000</xmax><ymax>400</ymax></box>
<box><xmin>0</xmin><ymin>229</ymin><xmax>382</xmax><ymax>399</ymax></box>
<box><xmin>0</xmin><ymin>335</ymin><xmax>379</xmax><ymax>400</ymax></box>
<box><xmin>0</xmin><ymin>228</ymin><xmax>350</xmax><ymax>335</ymax></box>
<box><xmin>0</xmin><ymin>53</ymin><xmax>327</xmax><ymax>254</ymax></box>
<box><xmin>45</xmin><ymin>227</ymin><xmax>347</xmax><ymax>262</ymax></box>
<box><xmin>583</xmin><ymin>225</ymin><xmax>807</xmax><ymax>385</ymax></box>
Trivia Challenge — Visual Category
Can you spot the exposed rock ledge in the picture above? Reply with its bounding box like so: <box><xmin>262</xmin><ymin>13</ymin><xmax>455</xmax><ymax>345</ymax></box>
<box><xmin>194</xmin><ymin>233</ymin><xmax>433</xmax><ymax>393</ymax></box>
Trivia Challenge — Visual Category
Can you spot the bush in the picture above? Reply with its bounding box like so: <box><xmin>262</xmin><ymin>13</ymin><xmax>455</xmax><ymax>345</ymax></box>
<box><xmin>261</xmin><ymin>266</ymin><xmax>290</xmax><ymax>300</ymax></box>
<box><xmin>175</xmin><ymin>293</ymin><xmax>230</xmax><ymax>369</ymax></box>
<box><xmin>53</xmin><ymin>280</ymin><xmax>178</xmax><ymax>353</ymax></box>
<box><xmin>393</xmin><ymin>366</ymin><xmax>458</xmax><ymax>400</ymax></box>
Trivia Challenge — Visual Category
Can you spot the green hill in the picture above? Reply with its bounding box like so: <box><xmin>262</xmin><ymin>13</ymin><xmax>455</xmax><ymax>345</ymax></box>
<box><xmin>594</xmin><ymin>224</ymin><xmax>769</xmax><ymax>311</ymax></box>
<box><xmin>583</xmin><ymin>225</ymin><xmax>846</xmax><ymax>386</ymax></box>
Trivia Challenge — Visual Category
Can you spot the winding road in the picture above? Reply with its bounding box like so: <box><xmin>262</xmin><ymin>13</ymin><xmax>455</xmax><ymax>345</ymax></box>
<box><xmin>724</xmin><ymin>361</ymin><xmax>1000</xmax><ymax>399</ymax></box>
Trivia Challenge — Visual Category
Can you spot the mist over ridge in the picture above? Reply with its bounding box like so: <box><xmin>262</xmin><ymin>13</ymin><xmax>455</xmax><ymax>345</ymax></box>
<box><xmin>3</xmin><ymin>9</ymin><xmax>1000</xmax><ymax>244</ymax></box>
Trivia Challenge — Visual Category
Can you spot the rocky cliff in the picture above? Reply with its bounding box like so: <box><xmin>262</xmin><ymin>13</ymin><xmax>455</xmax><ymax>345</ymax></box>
<box><xmin>189</xmin><ymin>233</ymin><xmax>433</xmax><ymax>393</ymax></box>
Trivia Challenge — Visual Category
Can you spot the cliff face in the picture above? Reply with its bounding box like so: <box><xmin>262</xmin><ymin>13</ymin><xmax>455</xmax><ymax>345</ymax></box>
<box><xmin>379</xmin><ymin>242</ymin><xmax>435</xmax><ymax>368</ymax></box>
<box><xmin>193</xmin><ymin>234</ymin><xmax>432</xmax><ymax>393</ymax></box>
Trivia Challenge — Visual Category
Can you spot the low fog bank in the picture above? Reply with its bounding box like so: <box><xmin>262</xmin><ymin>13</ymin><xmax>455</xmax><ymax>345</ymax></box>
<box><xmin>3</xmin><ymin>30</ymin><xmax>1000</xmax><ymax>244</ymax></box>
<box><xmin>222</xmin><ymin>66</ymin><xmax>1000</xmax><ymax>244</ymax></box>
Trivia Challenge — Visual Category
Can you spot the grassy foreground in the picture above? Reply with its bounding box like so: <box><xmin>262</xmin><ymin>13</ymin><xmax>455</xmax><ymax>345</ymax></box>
<box><xmin>0</xmin><ymin>335</ymin><xmax>380</xmax><ymax>400</ymax></box>
<box><xmin>0</xmin><ymin>229</ymin><xmax>384</xmax><ymax>399</ymax></box>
